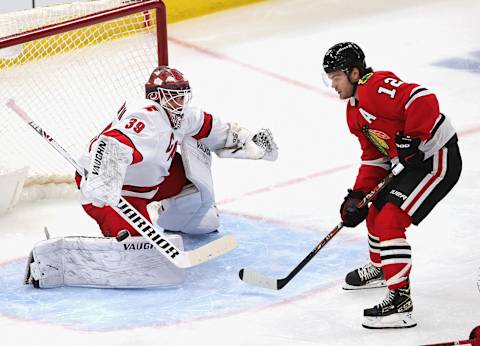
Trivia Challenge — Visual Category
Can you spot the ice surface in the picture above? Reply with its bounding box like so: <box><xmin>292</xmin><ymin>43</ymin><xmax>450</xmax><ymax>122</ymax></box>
<box><xmin>0</xmin><ymin>0</ymin><xmax>479</xmax><ymax>345</ymax></box>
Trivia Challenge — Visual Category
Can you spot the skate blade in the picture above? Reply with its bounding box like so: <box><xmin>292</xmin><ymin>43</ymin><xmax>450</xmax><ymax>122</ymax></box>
<box><xmin>342</xmin><ymin>280</ymin><xmax>386</xmax><ymax>290</ymax></box>
<box><xmin>362</xmin><ymin>312</ymin><xmax>417</xmax><ymax>329</ymax></box>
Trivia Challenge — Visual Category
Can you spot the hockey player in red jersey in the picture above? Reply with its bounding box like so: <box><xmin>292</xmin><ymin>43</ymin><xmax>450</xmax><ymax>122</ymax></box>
<box><xmin>323</xmin><ymin>42</ymin><xmax>462</xmax><ymax>329</ymax></box>
<box><xmin>77</xmin><ymin>66</ymin><xmax>278</xmax><ymax>238</ymax></box>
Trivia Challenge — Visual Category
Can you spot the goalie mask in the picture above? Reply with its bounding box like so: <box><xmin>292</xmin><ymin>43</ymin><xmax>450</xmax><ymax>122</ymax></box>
<box><xmin>145</xmin><ymin>66</ymin><xmax>192</xmax><ymax>129</ymax></box>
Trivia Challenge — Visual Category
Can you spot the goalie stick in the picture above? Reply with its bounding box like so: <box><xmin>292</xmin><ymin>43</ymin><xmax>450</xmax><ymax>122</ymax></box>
<box><xmin>7</xmin><ymin>99</ymin><xmax>238</xmax><ymax>269</ymax></box>
<box><xmin>239</xmin><ymin>163</ymin><xmax>404</xmax><ymax>290</ymax></box>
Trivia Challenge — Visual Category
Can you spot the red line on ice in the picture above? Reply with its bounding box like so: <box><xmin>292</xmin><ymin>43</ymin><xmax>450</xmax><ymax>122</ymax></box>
<box><xmin>169</xmin><ymin>37</ymin><xmax>336</xmax><ymax>98</ymax></box>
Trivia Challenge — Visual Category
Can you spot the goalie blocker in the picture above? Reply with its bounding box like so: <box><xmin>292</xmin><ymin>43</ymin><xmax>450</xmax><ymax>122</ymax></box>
<box><xmin>25</xmin><ymin>234</ymin><xmax>185</xmax><ymax>288</ymax></box>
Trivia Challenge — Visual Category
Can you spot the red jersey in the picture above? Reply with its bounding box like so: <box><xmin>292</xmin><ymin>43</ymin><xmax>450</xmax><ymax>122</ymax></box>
<box><xmin>347</xmin><ymin>71</ymin><xmax>456</xmax><ymax>193</ymax></box>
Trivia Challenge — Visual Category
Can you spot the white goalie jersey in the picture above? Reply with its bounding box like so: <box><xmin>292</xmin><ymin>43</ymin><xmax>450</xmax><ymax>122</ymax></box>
<box><xmin>78</xmin><ymin>98</ymin><xmax>229</xmax><ymax>202</ymax></box>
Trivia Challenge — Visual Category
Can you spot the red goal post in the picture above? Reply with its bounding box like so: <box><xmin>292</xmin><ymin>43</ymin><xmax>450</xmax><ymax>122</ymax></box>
<box><xmin>0</xmin><ymin>0</ymin><xmax>168</xmax><ymax>188</ymax></box>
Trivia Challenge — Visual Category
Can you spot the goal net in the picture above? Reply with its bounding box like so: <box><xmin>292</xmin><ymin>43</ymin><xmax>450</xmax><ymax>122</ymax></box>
<box><xmin>0</xmin><ymin>0</ymin><xmax>167</xmax><ymax>190</ymax></box>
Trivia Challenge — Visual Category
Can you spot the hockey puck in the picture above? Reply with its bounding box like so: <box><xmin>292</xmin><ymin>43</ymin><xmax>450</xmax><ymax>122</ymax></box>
<box><xmin>116</xmin><ymin>230</ymin><xmax>130</xmax><ymax>242</ymax></box>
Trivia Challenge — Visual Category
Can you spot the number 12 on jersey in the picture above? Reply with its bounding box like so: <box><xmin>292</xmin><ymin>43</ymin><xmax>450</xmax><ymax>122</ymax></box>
<box><xmin>378</xmin><ymin>77</ymin><xmax>404</xmax><ymax>99</ymax></box>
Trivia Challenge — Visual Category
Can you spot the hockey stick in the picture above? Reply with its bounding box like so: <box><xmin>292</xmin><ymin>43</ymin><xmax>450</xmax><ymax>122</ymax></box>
<box><xmin>421</xmin><ymin>339</ymin><xmax>477</xmax><ymax>346</ymax></box>
<box><xmin>7</xmin><ymin>99</ymin><xmax>238</xmax><ymax>268</ymax></box>
<box><xmin>421</xmin><ymin>325</ymin><xmax>480</xmax><ymax>346</ymax></box>
<box><xmin>239</xmin><ymin>163</ymin><xmax>404</xmax><ymax>290</ymax></box>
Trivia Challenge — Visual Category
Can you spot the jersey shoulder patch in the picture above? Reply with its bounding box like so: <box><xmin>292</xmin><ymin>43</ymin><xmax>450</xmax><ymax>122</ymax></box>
<box><xmin>357</xmin><ymin>71</ymin><xmax>402</xmax><ymax>100</ymax></box>
<box><xmin>358</xmin><ymin>72</ymin><xmax>374</xmax><ymax>85</ymax></box>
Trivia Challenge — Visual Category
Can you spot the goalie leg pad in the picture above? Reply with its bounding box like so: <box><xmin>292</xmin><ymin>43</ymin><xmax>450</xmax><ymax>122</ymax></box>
<box><xmin>26</xmin><ymin>235</ymin><xmax>185</xmax><ymax>288</ymax></box>
<box><xmin>156</xmin><ymin>185</ymin><xmax>219</xmax><ymax>234</ymax></box>
<box><xmin>156</xmin><ymin>137</ymin><xmax>218</xmax><ymax>234</ymax></box>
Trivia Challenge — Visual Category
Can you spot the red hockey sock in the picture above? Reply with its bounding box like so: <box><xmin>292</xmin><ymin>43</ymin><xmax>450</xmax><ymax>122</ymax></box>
<box><xmin>366</xmin><ymin>206</ymin><xmax>381</xmax><ymax>267</ymax></box>
<box><xmin>374</xmin><ymin>203</ymin><xmax>412</xmax><ymax>290</ymax></box>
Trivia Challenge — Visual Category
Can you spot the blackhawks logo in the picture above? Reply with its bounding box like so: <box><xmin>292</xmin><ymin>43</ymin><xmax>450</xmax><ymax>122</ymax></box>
<box><xmin>362</xmin><ymin>126</ymin><xmax>390</xmax><ymax>156</ymax></box>
<box><xmin>358</xmin><ymin>72</ymin><xmax>373</xmax><ymax>85</ymax></box>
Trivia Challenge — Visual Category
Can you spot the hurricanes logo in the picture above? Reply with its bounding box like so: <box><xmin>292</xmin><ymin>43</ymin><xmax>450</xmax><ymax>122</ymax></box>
<box><xmin>362</xmin><ymin>126</ymin><xmax>390</xmax><ymax>157</ymax></box>
<box><xmin>358</xmin><ymin>72</ymin><xmax>374</xmax><ymax>85</ymax></box>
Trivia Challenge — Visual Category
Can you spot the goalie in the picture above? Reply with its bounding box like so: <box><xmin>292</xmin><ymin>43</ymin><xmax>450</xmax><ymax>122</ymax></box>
<box><xmin>24</xmin><ymin>66</ymin><xmax>277</xmax><ymax>289</ymax></box>
<box><xmin>76</xmin><ymin>65</ymin><xmax>277</xmax><ymax>237</ymax></box>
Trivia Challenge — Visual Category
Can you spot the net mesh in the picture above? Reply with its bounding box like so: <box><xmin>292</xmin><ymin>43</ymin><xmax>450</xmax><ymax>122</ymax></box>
<box><xmin>0</xmin><ymin>0</ymin><xmax>162</xmax><ymax>186</ymax></box>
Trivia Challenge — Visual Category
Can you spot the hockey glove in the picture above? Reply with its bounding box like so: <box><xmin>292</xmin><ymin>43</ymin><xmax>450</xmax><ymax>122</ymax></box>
<box><xmin>340</xmin><ymin>189</ymin><xmax>368</xmax><ymax>228</ymax></box>
<box><xmin>252</xmin><ymin>128</ymin><xmax>278</xmax><ymax>161</ymax></box>
<box><xmin>216</xmin><ymin>123</ymin><xmax>278</xmax><ymax>161</ymax></box>
<box><xmin>395</xmin><ymin>133</ymin><xmax>425</xmax><ymax>168</ymax></box>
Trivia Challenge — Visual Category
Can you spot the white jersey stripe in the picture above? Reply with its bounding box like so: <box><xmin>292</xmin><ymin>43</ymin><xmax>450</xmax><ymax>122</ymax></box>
<box><xmin>402</xmin><ymin>147</ymin><xmax>448</xmax><ymax>215</ymax></box>
<box><xmin>405</xmin><ymin>87</ymin><xmax>433</xmax><ymax>110</ymax></box>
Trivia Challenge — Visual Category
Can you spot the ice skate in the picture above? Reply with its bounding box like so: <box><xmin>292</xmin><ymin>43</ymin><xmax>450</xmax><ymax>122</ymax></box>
<box><xmin>362</xmin><ymin>284</ymin><xmax>417</xmax><ymax>329</ymax></box>
<box><xmin>343</xmin><ymin>263</ymin><xmax>386</xmax><ymax>290</ymax></box>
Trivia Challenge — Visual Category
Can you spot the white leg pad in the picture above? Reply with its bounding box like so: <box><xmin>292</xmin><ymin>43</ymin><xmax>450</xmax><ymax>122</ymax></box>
<box><xmin>26</xmin><ymin>235</ymin><xmax>185</xmax><ymax>288</ymax></box>
<box><xmin>155</xmin><ymin>137</ymin><xmax>219</xmax><ymax>234</ymax></box>
<box><xmin>156</xmin><ymin>185</ymin><xmax>219</xmax><ymax>234</ymax></box>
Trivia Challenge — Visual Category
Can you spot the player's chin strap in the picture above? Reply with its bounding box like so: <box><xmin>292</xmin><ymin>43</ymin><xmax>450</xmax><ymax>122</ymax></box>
<box><xmin>347</xmin><ymin>68</ymin><xmax>372</xmax><ymax>98</ymax></box>
<box><xmin>346</xmin><ymin>69</ymin><xmax>360</xmax><ymax>98</ymax></box>
<box><xmin>215</xmin><ymin>123</ymin><xmax>278</xmax><ymax>161</ymax></box>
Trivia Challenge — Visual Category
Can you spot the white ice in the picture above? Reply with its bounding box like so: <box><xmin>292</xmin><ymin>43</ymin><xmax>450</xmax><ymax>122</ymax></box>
<box><xmin>1</xmin><ymin>0</ymin><xmax>480</xmax><ymax>345</ymax></box>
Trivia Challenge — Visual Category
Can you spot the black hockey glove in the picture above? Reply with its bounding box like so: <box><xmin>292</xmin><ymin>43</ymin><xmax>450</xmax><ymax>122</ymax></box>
<box><xmin>395</xmin><ymin>133</ymin><xmax>425</xmax><ymax>168</ymax></box>
<box><xmin>340</xmin><ymin>189</ymin><xmax>368</xmax><ymax>228</ymax></box>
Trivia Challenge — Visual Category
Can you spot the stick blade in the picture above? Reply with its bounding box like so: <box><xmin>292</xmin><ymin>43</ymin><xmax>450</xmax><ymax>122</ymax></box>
<box><xmin>239</xmin><ymin>268</ymin><xmax>279</xmax><ymax>290</ymax></box>
<box><xmin>183</xmin><ymin>234</ymin><xmax>238</xmax><ymax>268</ymax></box>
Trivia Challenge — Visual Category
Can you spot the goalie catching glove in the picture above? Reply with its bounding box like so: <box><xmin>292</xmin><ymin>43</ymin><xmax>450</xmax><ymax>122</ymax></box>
<box><xmin>215</xmin><ymin>123</ymin><xmax>278</xmax><ymax>161</ymax></box>
<box><xmin>80</xmin><ymin>135</ymin><xmax>133</xmax><ymax>207</ymax></box>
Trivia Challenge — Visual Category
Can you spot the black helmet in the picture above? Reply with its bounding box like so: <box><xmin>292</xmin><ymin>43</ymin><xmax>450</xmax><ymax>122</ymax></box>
<box><xmin>323</xmin><ymin>42</ymin><xmax>367</xmax><ymax>74</ymax></box>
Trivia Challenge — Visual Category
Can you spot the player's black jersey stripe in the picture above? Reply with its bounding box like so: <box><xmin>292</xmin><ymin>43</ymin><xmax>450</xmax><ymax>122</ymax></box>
<box><xmin>407</xmin><ymin>87</ymin><xmax>428</xmax><ymax>104</ymax></box>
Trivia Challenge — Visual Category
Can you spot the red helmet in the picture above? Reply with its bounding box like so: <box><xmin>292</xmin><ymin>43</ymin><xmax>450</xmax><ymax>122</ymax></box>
<box><xmin>145</xmin><ymin>66</ymin><xmax>192</xmax><ymax>129</ymax></box>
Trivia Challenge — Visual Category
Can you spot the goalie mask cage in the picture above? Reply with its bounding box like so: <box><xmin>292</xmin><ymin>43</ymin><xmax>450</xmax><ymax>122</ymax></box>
<box><xmin>0</xmin><ymin>0</ymin><xmax>167</xmax><ymax>188</ymax></box>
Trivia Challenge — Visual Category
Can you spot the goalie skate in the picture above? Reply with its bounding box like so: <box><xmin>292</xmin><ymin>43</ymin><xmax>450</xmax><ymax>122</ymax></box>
<box><xmin>343</xmin><ymin>262</ymin><xmax>386</xmax><ymax>290</ymax></box>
